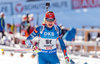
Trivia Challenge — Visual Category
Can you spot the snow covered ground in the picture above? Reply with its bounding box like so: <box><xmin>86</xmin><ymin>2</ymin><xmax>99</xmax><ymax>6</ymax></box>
<box><xmin>0</xmin><ymin>51</ymin><xmax>37</xmax><ymax>64</ymax></box>
<box><xmin>0</xmin><ymin>51</ymin><xmax>100</xmax><ymax>64</ymax></box>
<box><xmin>69</xmin><ymin>54</ymin><xmax>100</xmax><ymax>64</ymax></box>
<box><xmin>0</xmin><ymin>51</ymin><xmax>67</xmax><ymax>64</ymax></box>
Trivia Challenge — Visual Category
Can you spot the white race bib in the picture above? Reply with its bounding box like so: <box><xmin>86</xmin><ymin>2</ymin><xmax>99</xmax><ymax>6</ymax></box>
<box><xmin>39</xmin><ymin>38</ymin><xmax>57</xmax><ymax>50</ymax></box>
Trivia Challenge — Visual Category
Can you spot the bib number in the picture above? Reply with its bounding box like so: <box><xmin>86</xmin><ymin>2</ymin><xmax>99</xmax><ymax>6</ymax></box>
<box><xmin>46</xmin><ymin>40</ymin><xmax>52</xmax><ymax>44</ymax></box>
<box><xmin>39</xmin><ymin>38</ymin><xmax>56</xmax><ymax>50</ymax></box>
<box><xmin>45</xmin><ymin>39</ymin><xmax>52</xmax><ymax>49</ymax></box>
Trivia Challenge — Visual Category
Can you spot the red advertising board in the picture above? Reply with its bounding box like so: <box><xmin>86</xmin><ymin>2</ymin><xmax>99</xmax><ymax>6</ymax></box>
<box><xmin>72</xmin><ymin>0</ymin><xmax>100</xmax><ymax>9</ymax></box>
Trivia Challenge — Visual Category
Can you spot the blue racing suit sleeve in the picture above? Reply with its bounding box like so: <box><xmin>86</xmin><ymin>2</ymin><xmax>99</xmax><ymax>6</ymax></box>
<box><xmin>57</xmin><ymin>26</ymin><xmax>68</xmax><ymax>56</ymax></box>
<box><xmin>25</xmin><ymin>26</ymin><xmax>41</xmax><ymax>48</ymax></box>
<box><xmin>27</xmin><ymin>26</ymin><xmax>40</xmax><ymax>40</ymax></box>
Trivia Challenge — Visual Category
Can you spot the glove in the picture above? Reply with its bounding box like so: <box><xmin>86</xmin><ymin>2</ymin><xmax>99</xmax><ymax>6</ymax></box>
<box><xmin>64</xmin><ymin>56</ymin><xmax>70</xmax><ymax>64</ymax></box>
<box><xmin>32</xmin><ymin>46</ymin><xmax>41</xmax><ymax>53</ymax></box>
<box><xmin>25</xmin><ymin>40</ymin><xmax>41</xmax><ymax>53</ymax></box>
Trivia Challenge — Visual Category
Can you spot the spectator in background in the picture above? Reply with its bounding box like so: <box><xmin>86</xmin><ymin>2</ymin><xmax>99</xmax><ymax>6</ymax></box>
<box><xmin>20</xmin><ymin>14</ymin><xmax>34</xmax><ymax>45</ymax></box>
<box><xmin>27</xmin><ymin>14</ymin><xmax>34</xmax><ymax>34</ymax></box>
<box><xmin>20</xmin><ymin>14</ymin><xmax>34</xmax><ymax>37</ymax></box>
<box><xmin>21</xmin><ymin>15</ymin><xmax>27</xmax><ymax>30</ymax></box>
<box><xmin>0</xmin><ymin>12</ymin><xmax>5</xmax><ymax>38</ymax></box>
<box><xmin>20</xmin><ymin>15</ymin><xmax>29</xmax><ymax>37</ymax></box>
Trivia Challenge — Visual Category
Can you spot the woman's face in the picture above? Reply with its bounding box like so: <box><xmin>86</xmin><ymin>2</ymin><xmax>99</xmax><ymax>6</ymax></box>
<box><xmin>45</xmin><ymin>20</ymin><xmax>55</xmax><ymax>28</ymax></box>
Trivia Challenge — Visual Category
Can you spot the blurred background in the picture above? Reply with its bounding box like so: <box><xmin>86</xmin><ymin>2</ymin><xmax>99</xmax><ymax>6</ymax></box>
<box><xmin>0</xmin><ymin>0</ymin><xmax>100</xmax><ymax>64</ymax></box>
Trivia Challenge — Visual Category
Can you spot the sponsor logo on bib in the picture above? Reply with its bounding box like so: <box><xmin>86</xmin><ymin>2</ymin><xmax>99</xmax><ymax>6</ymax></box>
<box><xmin>44</xmin><ymin>32</ymin><xmax>54</xmax><ymax>36</ymax></box>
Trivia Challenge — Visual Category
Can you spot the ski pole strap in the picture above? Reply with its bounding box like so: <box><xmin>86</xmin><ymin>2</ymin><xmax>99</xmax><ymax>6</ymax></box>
<box><xmin>32</xmin><ymin>46</ymin><xmax>41</xmax><ymax>53</ymax></box>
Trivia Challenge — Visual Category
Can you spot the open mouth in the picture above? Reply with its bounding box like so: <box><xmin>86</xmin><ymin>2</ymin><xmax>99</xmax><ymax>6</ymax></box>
<box><xmin>48</xmin><ymin>24</ymin><xmax>52</xmax><ymax>26</ymax></box>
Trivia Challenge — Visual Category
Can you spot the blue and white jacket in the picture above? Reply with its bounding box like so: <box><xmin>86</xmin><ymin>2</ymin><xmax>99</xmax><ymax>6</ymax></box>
<box><xmin>26</xmin><ymin>25</ymin><xmax>67</xmax><ymax>56</ymax></box>
<box><xmin>0</xmin><ymin>18</ymin><xmax>5</xmax><ymax>32</ymax></box>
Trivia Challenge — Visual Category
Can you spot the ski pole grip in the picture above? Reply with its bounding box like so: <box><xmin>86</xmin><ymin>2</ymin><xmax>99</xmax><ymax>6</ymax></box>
<box><xmin>46</xmin><ymin>2</ymin><xmax>50</xmax><ymax>11</ymax></box>
<box><xmin>46</xmin><ymin>2</ymin><xmax>50</xmax><ymax>7</ymax></box>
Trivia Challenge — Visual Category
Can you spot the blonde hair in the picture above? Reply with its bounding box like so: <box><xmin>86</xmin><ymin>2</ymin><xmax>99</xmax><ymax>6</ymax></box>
<box><xmin>42</xmin><ymin>17</ymin><xmax>46</xmax><ymax>25</ymax></box>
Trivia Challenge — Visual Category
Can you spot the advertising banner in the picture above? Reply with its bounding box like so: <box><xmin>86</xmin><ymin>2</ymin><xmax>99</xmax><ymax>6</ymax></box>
<box><xmin>72</xmin><ymin>0</ymin><xmax>100</xmax><ymax>9</ymax></box>
<box><xmin>13</xmin><ymin>0</ymin><xmax>71</xmax><ymax>14</ymax></box>
<box><xmin>0</xmin><ymin>3</ymin><xmax>12</xmax><ymax>15</ymax></box>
